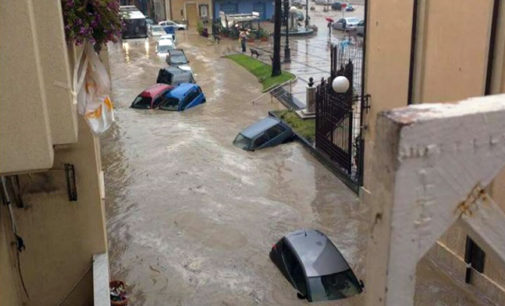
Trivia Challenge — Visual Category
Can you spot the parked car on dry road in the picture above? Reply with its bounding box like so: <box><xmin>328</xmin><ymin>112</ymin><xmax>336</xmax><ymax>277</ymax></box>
<box><xmin>332</xmin><ymin>17</ymin><xmax>361</xmax><ymax>31</ymax></box>
<box><xmin>270</xmin><ymin>229</ymin><xmax>364</xmax><ymax>302</ymax></box>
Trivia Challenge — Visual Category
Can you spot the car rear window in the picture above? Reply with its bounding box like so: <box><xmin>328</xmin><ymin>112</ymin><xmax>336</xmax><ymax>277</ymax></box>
<box><xmin>308</xmin><ymin>270</ymin><xmax>362</xmax><ymax>302</ymax></box>
<box><xmin>132</xmin><ymin>96</ymin><xmax>152</xmax><ymax>109</ymax></box>
<box><xmin>159</xmin><ymin>97</ymin><xmax>180</xmax><ymax>110</ymax></box>
<box><xmin>233</xmin><ymin>134</ymin><xmax>251</xmax><ymax>150</ymax></box>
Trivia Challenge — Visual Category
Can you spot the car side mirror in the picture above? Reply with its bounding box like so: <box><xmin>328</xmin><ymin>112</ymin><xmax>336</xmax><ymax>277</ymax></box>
<box><xmin>296</xmin><ymin>292</ymin><xmax>306</xmax><ymax>300</ymax></box>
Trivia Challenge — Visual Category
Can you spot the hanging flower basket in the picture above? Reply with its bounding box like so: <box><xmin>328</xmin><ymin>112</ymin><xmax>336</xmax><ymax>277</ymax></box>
<box><xmin>61</xmin><ymin>0</ymin><xmax>122</xmax><ymax>50</ymax></box>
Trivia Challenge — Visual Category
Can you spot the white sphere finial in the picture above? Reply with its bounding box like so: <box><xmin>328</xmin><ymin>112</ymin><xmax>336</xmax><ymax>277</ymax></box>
<box><xmin>332</xmin><ymin>76</ymin><xmax>350</xmax><ymax>93</ymax></box>
<box><xmin>290</xmin><ymin>6</ymin><xmax>298</xmax><ymax>13</ymax></box>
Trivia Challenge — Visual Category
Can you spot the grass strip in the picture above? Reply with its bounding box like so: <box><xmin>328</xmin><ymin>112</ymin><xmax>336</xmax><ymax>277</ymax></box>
<box><xmin>271</xmin><ymin>110</ymin><xmax>315</xmax><ymax>143</ymax></box>
<box><xmin>225</xmin><ymin>54</ymin><xmax>295</xmax><ymax>92</ymax></box>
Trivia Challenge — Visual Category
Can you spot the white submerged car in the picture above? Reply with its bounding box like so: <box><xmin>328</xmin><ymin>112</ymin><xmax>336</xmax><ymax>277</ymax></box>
<box><xmin>156</xmin><ymin>39</ymin><xmax>175</xmax><ymax>57</ymax></box>
<box><xmin>159</xmin><ymin>20</ymin><xmax>187</xmax><ymax>30</ymax></box>
<box><xmin>149</xmin><ymin>25</ymin><xmax>166</xmax><ymax>39</ymax></box>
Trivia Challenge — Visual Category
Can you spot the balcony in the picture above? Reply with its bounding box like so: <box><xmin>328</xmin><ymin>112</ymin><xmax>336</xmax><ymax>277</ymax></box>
<box><xmin>0</xmin><ymin>0</ymin><xmax>78</xmax><ymax>175</ymax></box>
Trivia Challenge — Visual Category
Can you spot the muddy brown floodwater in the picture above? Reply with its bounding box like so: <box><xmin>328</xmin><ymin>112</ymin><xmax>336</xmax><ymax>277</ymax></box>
<box><xmin>102</xmin><ymin>29</ymin><xmax>486</xmax><ymax>306</ymax></box>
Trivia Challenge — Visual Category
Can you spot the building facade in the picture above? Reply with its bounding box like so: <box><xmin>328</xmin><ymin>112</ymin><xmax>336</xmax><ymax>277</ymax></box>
<box><xmin>167</xmin><ymin>0</ymin><xmax>213</xmax><ymax>29</ymax></box>
<box><xmin>214</xmin><ymin>0</ymin><xmax>274</xmax><ymax>21</ymax></box>
<box><xmin>0</xmin><ymin>0</ymin><xmax>110</xmax><ymax>305</ymax></box>
<box><xmin>363</xmin><ymin>0</ymin><xmax>505</xmax><ymax>303</ymax></box>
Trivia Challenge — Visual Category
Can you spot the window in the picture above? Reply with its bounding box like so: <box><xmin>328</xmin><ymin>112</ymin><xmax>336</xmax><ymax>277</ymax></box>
<box><xmin>181</xmin><ymin>89</ymin><xmax>199</xmax><ymax>109</ymax></box>
<box><xmin>307</xmin><ymin>270</ymin><xmax>362</xmax><ymax>302</ymax></box>
<box><xmin>253</xmin><ymin>133</ymin><xmax>269</xmax><ymax>148</ymax></box>
<box><xmin>159</xmin><ymin>97</ymin><xmax>180</xmax><ymax>111</ymax></box>
<box><xmin>465</xmin><ymin>236</ymin><xmax>486</xmax><ymax>283</ymax></box>
<box><xmin>132</xmin><ymin>96</ymin><xmax>152</xmax><ymax>109</ymax></box>
<box><xmin>233</xmin><ymin>134</ymin><xmax>251</xmax><ymax>150</ymax></box>
<box><xmin>199</xmin><ymin>4</ymin><xmax>209</xmax><ymax>18</ymax></box>
<box><xmin>265</xmin><ymin>124</ymin><xmax>285</xmax><ymax>139</ymax></box>
<box><xmin>281</xmin><ymin>245</ymin><xmax>307</xmax><ymax>296</ymax></box>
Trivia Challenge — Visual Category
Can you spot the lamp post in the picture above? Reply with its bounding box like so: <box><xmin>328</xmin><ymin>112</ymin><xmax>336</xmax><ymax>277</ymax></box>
<box><xmin>283</xmin><ymin>0</ymin><xmax>291</xmax><ymax>63</ymax></box>
<box><xmin>305</xmin><ymin>0</ymin><xmax>309</xmax><ymax>28</ymax></box>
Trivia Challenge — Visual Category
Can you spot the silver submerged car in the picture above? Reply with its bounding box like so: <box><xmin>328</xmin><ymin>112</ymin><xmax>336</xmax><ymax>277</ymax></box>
<box><xmin>270</xmin><ymin>229</ymin><xmax>364</xmax><ymax>302</ymax></box>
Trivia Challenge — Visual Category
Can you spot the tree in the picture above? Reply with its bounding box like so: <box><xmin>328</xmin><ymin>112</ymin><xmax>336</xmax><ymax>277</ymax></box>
<box><xmin>271</xmin><ymin>0</ymin><xmax>282</xmax><ymax>77</ymax></box>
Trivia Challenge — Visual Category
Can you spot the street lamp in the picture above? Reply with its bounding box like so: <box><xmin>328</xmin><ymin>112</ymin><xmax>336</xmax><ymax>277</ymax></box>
<box><xmin>332</xmin><ymin>76</ymin><xmax>350</xmax><ymax>93</ymax></box>
<box><xmin>283</xmin><ymin>0</ymin><xmax>291</xmax><ymax>63</ymax></box>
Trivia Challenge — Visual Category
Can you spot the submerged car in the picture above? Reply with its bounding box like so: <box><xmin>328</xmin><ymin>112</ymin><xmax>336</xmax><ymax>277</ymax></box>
<box><xmin>156</xmin><ymin>39</ymin><xmax>175</xmax><ymax>57</ymax></box>
<box><xmin>131</xmin><ymin>84</ymin><xmax>173</xmax><ymax>109</ymax></box>
<box><xmin>149</xmin><ymin>25</ymin><xmax>166</xmax><ymax>39</ymax></box>
<box><xmin>156</xmin><ymin>66</ymin><xmax>195</xmax><ymax>86</ymax></box>
<box><xmin>270</xmin><ymin>229</ymin><xmax>364</xmax><ymax>302</ymax></box>
<box><xmin>166</xmin><ymin>49</ymin><xmax>191</xmax><ymax>71</ymax></box>
<box><xmin>158</xmin><ymin>83</ymin><xmax>205</xmax><ymax>111</ymax></box>
<box><xmin>233</xmin><ymin>117</ymin><xmax>294</xmax><ymax>151</ymax></box>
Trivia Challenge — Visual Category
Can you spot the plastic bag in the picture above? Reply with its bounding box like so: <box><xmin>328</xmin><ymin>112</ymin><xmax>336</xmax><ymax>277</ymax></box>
<box><xmin>76</xmin><ymin>43</ymin><xmax>115</xmax><ymax>135</ymax></box>
<box><xmin>84</xmin><ymin>96</ymin><xmax>114</xmax><ymax>135</ymax></box>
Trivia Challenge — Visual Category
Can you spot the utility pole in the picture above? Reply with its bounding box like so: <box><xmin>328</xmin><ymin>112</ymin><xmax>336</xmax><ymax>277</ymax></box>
<box><xmin>271</xmin><ymin>0</ymin><xmax>282</xmax><ymax>76</ymax></box>
<box><xmin>283</xmin><ymin>0</ymin><xmax>291</xmax><ymax>63</ymax></box>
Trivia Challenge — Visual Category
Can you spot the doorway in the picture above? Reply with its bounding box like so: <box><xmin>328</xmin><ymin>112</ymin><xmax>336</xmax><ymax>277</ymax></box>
<box><xmin>186</xmin><ymin>3</ymin><xmax>198</xmax><ymax>29</ymax></box>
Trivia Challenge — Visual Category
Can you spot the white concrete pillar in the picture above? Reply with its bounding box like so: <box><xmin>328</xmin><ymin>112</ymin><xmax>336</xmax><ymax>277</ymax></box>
<box><xmin>365</xmin><ymin>95</ymin><xmax>505</xmax><ymax>306</ymax></box>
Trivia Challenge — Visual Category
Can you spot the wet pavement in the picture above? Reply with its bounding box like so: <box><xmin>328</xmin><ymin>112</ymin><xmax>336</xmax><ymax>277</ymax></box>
<box><xmin>102</xmin><ymin>28</ymin><xmax>487</xmax><ymax>305</ymax></box>
<box><xmin>233</xmin><ymin>4</ymin><xmax>366</xmax><ymax>106</ymax></box>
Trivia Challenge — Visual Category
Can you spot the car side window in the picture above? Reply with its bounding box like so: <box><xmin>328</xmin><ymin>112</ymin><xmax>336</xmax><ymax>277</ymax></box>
<box><xmin>265</xmin><ymin>124</ymin><xmax>285</xmax><ymax>139</ymax></box>
<box><xmin>181</xmin><ymin>89</ymin><xmax>197</xmax><ymax>108</ymax></box>
<box><xmin>253</xmin><ymin>133</ymin><xmax>269</xmax><ymax>148</ymax></box>
<box><xmin>152</xmin><ymin>95</ymin><xmax>165</xmax><ymax>108</ymax></box>
<box><xmin>282</xmin><ymin>244</ymin><xmax>308</xmax><ymax>296</ymax></box>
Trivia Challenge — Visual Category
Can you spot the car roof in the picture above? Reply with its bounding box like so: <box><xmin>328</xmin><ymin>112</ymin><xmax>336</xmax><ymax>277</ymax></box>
<box><xmin>167</xmin><ymin>83</ymin><xmax>196</xmax><ymax>98</ymax></box>
<box><xmin>141</xmin><ymin>84</ymin><xmax>172</xmax><ymax>98</ymax></box>
<box><xmin>284</xmin><ymin>229</ymin><xmax>350</xmax><ymax>277</ymax></box>
<box><xmin>158</xmin><ymin>40</ymin><xmax>174</xmax><ymax>46</ymax></box>
<box><xmin>241</xmin><ymin>117</ymin><xmax>280</xmax><ymax>139</ymax></box>
<box><xmin>170</xmin><ymin>49</ymin><xmax>185</xmax><ymax>55</ymax></box>
<box><xmin>161</xmin><ymin>66</ymin><xmax>190</xmax><ymax>75</ymax></box>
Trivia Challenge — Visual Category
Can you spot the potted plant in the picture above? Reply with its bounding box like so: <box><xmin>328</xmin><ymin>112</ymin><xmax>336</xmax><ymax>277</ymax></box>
<box><xmin>258</xmin><ymin>28</ymin><xmax>270</xmax><ymax>42</ymax></box>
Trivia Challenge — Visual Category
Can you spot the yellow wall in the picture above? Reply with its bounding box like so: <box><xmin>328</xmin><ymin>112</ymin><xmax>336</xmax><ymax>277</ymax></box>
<box><xmin>364</xmin><ymin>0</ymin><xmax>505</xmax><ymax>300</ymax></box>
<box><xmin>412</xmin><ymin>0</ymin><xmax>493</xmax><ymax>103</ymax></box>
<box><xmin>363</xmin><ymin>0</ymin><xmax>414</xmax><ymax>187</ymax></box>
<box><xmin>0</xmin><ymin>117</ymin><xmax>107</xmax><ymax>306</ymax></box>
<box><xmin>170</xmin><ymin>0</ymin><xmax>212</xmax><ymax>27</ymax></box>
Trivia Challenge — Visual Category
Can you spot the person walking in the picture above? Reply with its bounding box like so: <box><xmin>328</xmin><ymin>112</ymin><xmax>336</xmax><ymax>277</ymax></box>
<box><xmin>239</xmin><ymin>29</ymin><xmax>247</xmax><ymax>53</ymax></box>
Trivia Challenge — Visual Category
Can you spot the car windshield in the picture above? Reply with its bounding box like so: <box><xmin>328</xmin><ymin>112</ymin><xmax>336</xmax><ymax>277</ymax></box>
<box><xmin>233</xmin><ymin>134</ymin><xmax>251</xmax><ymax>150</ymax></box>
<box><xmin>159</xmin><ymin>97</ymin><xmax>180</xmax><ymax>111</ymax></box>
<box><xmin>158</xmin><ymin>44</ymin><xmax>173</xmax><ymax>53</ymax></box>
<box><xmin>308</xmin><ymin>270</ymin><xmax>362</xmax><ymax>302</ymax></box>
<box><xmin>348</xmin><ymin>18</ymin><xmax>360</xmax><ymax>23</ymax></box>
<box><xmin>132</xmin><ymin>96</ymin><xmax>152</xmax><ymax>109</ymax></box>
<box><xmin>170</xmin><ymin>53</ymin><xmax>188</xmax><ymax>65</ymax></box>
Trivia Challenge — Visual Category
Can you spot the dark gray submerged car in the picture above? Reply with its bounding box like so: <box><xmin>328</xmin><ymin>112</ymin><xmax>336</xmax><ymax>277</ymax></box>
<box><xmin>233</xmin><ymin>117</ymin><xmax>294</xmax><ymax>151</ymax></box>
<box><xmin>270</xmin><ymin>229</ymin><xmax>364</xmax><ymax>302</ymax></box>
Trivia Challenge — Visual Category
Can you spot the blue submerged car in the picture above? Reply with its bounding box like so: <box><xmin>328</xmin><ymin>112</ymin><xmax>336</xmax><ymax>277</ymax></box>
<box><xmin>158</xmin><ymin>83</ymin><xmax>206</xmax><ymax>111</ymax></box>
<box><xmin>233</xmin><ymin>117</ymin><xmax>294</xmax><ymax>151</ymax></box>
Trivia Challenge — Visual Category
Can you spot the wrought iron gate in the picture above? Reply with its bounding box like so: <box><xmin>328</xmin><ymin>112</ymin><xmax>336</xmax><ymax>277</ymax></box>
<box><xmin>315</xmin><ymin>44</ymin><xmax>364</xmax><ymax>185</ymax></box>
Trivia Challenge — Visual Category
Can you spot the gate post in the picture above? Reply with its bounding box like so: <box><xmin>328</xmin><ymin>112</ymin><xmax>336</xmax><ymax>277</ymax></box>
<box><xmin>364</xmin><ymin>95</ymin><xmax>505</xmax><ymax>306</ymax></box>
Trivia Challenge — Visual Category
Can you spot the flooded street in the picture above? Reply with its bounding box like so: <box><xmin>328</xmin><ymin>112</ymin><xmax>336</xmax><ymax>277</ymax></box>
<box><xmin>102</xmin><ymin>26</ymin><xmax>485</xmax><ymax>305</ymax></box>
<box><xmin>102</xmin><ymin>32</ymin><xmax>367</xmax><ymax>305</ymax></box>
